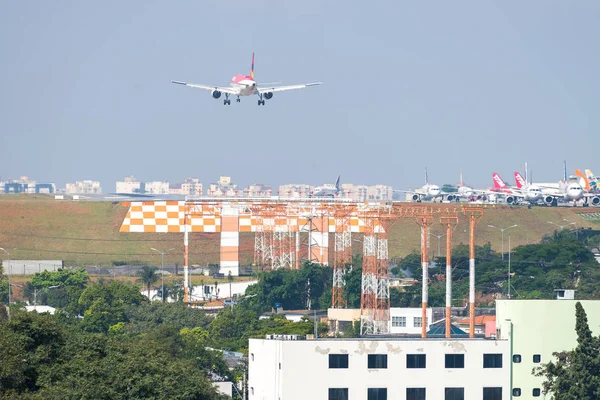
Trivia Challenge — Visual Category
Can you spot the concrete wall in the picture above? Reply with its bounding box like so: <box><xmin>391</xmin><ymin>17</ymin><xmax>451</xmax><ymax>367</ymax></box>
<box><xmin>249</xmin><ymin>337</ymin><xmax>510</xmax><ymax>400</ymax></box>
<box><xmin>3</xmin><ymin>260</ymin><xmax>63</xmax><ymax>275</ymax></box>
<box><xmin>496</xmin><ymin>300</ymin><xmax>600</xmax><ymax>400</ymax></box>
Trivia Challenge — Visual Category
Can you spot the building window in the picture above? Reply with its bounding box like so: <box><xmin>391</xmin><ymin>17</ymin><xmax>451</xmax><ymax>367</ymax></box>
<box><xmin>533</xmin><ymin>354</ymin><xmax>541</xmax><ymax>363</ymax></box>
<box><xmin>483</xmin><ymin>354</ymin><xmax>503</xmax><ymax>368</ymax></box>
<box><xmin>392</xmin><ymin>316</ymin><xmax>406</xmax><ymax>327</ymax></box>
<box><xmin>513</xmin><ymin>354</ymin><xmax>522</xmax><ymax>363</ymax></box>
<box><xmin>532</xmin><ymin>388</ymin><xmax>541</xmax><ymax>397</ymax></box>
<box><xmin>406</xmin><ymin>388</ymin><xmax>426</xmax><ymax>400</ymax></box>
<box><xmin>445</xmin><ymin>387</ymin><xmax>464</xmax><ymax>400</ymax></box>
<box><xmin>513</xmin><ymin>388</ymin><xmax>521</xmax><ymax>396</ymax></box>
<box><xmin>445</xmin><ymin>354</ymin><xmax>464</xmax><ymax>368</ymax></box>
<box><xmin>483</xmin><ymin>387</ymin><xmax>502</xmax><ymax>400</ymax></box>
<box><xmin>368</xmin><ymin>354</ymin><xmax>388</xmax><ymax>369</ymax></box>
<box><xmin>368</xmin><ymin>388</ymin><xmax>387</xmax><ymax>400</ymax></box>
<box><xmin>329</xmin><ymin>354</ymin><xmax>349</xmax><ymax>369</ymax></box>
<box><xmin>329</xmin><ymin>388</ymin><xmax>348</xmax><ymax>400</ymax></box>
<box><xmin>414</xmin><ymin>316</ymin><xmax>426</xmax><ymax>327</ymax></box>
<box><xmin>407</xmin><ymin>354</ymin><xmax>426</xmax><ymax>368</ymax></box>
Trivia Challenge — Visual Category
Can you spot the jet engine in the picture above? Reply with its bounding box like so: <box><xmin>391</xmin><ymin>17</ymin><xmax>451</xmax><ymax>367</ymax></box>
<box><xmin>211</xmin><ymin>90</ymin><xmax>222</xmax><ymax>99</ymax></box>
<box><xmin>591</xmin><ymin>196</ymin><xmax>600</xmax><ymax>206</ymax></box>
<box><xmin>264</xmin><ymin>92</ymin><xmax>273</xmax><ymax>100</ymax></box>
<box><xmin>544</xmin><ymin>195</ymin><xmax>556</xmax><ymax>205</ymax></box>
<box><xmin>505</xmin><ymin>196</ymin><xmax>516</xmax><ymax>204</ymax></box>
<box><xmin>411</xmin><ymin>194</ymin><xmax>420</xmax><ymax>201</ymax></box>
<box><xmin>446</xmin><ymin>195</ymin><xmax>456</xmax><ymax>202</ymax></box>
<box><xmin>476</xmin><ymin>194</ymin><xmax>488</xmax><ymax>201</ymax></box>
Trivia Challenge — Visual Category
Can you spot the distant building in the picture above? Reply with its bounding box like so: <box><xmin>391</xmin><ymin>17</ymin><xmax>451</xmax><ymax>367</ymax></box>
<box><xmin>142</xmin><ymin>181</ymin><xmax>169</xmax><ymax>195</ymax></box>
<box><xmin>244</xmin><ymin>184</ymin><xmax>272</xmax><ymax>198</ymax></box>
<box><xmin>3</xmin><ymin>176</ymin><xmax>55</xmax><ymax>194</ymax></box>
<box><xmin>168</xmin><ymin>178</ymin><xmax>203</xmax><ymax>196</ymax></box>
<box><xmin>278</xmin><ymin>184</ymin><xmax>314</xmax><ymax>198</ymax></box>
<box><xmin>208</xmin><ymin>176</ymin><xmax>240</xmax><ymax>197</ymax></box>
<box><xmin>341</xmin><ymin>183</ymin><xmax>393</xmax><ymax>201</ymax></box>
<box><xmin>116</xmin><ymin>176</ymin><xmax>141</xmax><ymax>194</ymax></box>
<box><xmin>327</xmin><ymin>307</ymin><xmax>433</xmax><ymax>335</ymax></box>
<box><xmin>65</xmin><ymin>180</ymin><xmax>102</xmax><ymax>194</ymax></box>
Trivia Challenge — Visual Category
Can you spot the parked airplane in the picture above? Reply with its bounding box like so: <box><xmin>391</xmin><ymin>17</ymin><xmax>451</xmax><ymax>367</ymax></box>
<box><xmin>398</xmin><ymin>169</ymin><xmax>442</xmax><ymax>202</ymax></box>
<box><xmin>512</xmin><ymin>172</ymin><xmax>544</xmax><ymax>204</ymax></box>
<box><xmin>577</xmin><ymin>169</ymin><xmax>599</xmax><ymax>193</ymax></box>
<box><xmin>171</xmin><ymin>53</ymin><xmax>321</xmax><ymax>106</ymax></box>
<box><xmin>444</xmin><ymin>172</ymin><xmax>489</xmax><ymax>202</ymax></box>
<box><xmin>490</xmin><ymin>173</ymin><xmax>516</xmax><ymax>195</ymax></box>
<box><xmin>312</xmin><ymin>176</ymin><xmax>341</xmax><ymax>198</ymax></box>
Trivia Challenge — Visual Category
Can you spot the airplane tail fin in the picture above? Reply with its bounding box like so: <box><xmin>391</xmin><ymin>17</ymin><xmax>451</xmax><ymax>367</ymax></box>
<box><xmin>586</xmin><ymin>169</ymin><xmax>598</xmax><ymax>191</ymax></box>
<box><xmin>425</xmin><ymin>168</ymin><xmax>429</xmax><ymax>185</ymax></box>
<box><xmin>250</xmin><ymin>53</ymin><xmax>255</xmax><ymax>80</ymax></box>
<box><xmin>514</xmin><ymin>172</ymin><xmax>526</xmax><ymax>189</ymax></box>
<box><xmin>335</xmin><ymin>175</ymin><xmax>341</xmax><ymax>191</ymax></box>
<box><xmin>492</xmin><ymin>173</ymin><xmax>506</xmax><ymax>188</ymax></box>
<box><xmin>575</xmin><ymin>169</ymin><xmax>590</xmax><ymax>191</ymax></box>
<box><xmin>563</xmin><ymin>160</ymin><xmax>567</xmax><ymax>182</ymax></box>
<box><xmin>459</xmin><ymin>169</ymin><xmax>464</xmax><ymax>187</ymax></box>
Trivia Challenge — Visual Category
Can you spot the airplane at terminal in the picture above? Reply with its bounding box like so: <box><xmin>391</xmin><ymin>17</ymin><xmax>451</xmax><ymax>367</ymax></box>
<box><xmin>312</xmin><ymin>175</ymin><xmax>341</xmax><ymax>198</ymax></box>
<box><xmin>171</xmin><ymin>53</ymin><xmax>322</xmax><ymax>106</ymax></box>
<box><xmin>531</xmin><ymin>162</ymin><xmax>597</xmax><ymax>206</ymax></box>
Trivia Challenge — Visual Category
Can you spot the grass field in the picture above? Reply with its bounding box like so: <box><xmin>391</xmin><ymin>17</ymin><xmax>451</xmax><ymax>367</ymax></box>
<box><xmin>1</xmin><ymin>195</ymin><xmax>599</xmax><ymax>268</ymax></box>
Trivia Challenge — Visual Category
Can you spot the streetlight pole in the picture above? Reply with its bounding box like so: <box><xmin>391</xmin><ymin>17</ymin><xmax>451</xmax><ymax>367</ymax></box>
<box><xmin>151</xmin><ymin>248</ymin><xmax>175</xmax><ymax>303</ymax></box>
<box><xmin>488</xmin><ymin>225</ymin><xmax>518</xmax><ymax>260</ymax></box>
<box><xmin>432</xmin><ymin>233</ymin><xmax>445</xmax><ymax>258</ymax></box>
<box><xmin>0</xmin><ymin>247</ymin><xmax>16</xmax><ymax>312</ymax></box>
<box><xmin>508</xmin><ymin>234</ymin><xmax>511</xmax><ymax>299</ymax></box>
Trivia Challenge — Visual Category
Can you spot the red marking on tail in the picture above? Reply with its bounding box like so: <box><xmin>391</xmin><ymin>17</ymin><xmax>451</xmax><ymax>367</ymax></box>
<box><xmin>514</xmin><ymin>172</ymin><xmax>526</xmax><ymax>189</ymax></box>
<box><xmin>492</xmin><ymin>173</ymin><xmax>506</xmax><ymax>188</ymax></box>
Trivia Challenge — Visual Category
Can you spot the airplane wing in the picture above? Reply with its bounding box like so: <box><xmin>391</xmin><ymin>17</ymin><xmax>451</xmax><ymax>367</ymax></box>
<box><xmin>171</xmin><ymin>80</ymin><xmax>238</xmax><ymax>95</ymax></box>
<box><xmin>257</xmin><ymin>82</ymin><xmax>322</xmax><ymax>93</ymax></box>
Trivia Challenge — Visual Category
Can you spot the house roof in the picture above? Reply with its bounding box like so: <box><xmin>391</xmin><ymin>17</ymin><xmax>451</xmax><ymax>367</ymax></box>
<box><xmin>456</xmin><ymin>315</ymin><xmax>496</xmax><ymax>325</ymax></box>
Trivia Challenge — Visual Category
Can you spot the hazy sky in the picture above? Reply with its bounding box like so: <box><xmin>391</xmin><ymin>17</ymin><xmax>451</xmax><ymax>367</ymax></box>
<box><xmin>1</xmin><ymin>1</ymin><xmax>599</xmax><ymax>191</ymax></box>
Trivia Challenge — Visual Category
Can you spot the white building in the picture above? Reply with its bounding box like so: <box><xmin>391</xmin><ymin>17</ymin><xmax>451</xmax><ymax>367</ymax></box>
<box><xmin>244</xmin><ymin>184</ymin><xmax>272</xmax><ymax>198</ymax></box>
<box><xmin>328</xmin><ymin>307</ymin><xmax>433</xmax><ymax>336</ymax></box>
<box><xmin>208</xmin><ymin>176</ymin><xmax>240</xmax><ymax>197</ymax></box>
<box><xmin>341</xmin><ymin>184</ymin><xmax>393</xmax><ymax>202</ymax></box>
<box><xmin>143</xmin><ymin>181</ymin><xmax>169</xmax><ymax>195</ymax></box>
<box><xmin>277</xmin><ymin>184</ymin><xmax>314</xmax><ymax>198</ymax></box>
<box><xmin>496</xmin><ymin>299</ymin><xmax>600</xmax><ymax>399</ymax></box>
<box><xmin>169</xmin><ymin>178</ymin><xmax>203</xmax><ymax>196</ymax></box>
<box><xmin>65</xmin><ymin>180</ymin><xmax>102</xmax><ymax>194</ymax></box>
<box><xmin>249</xmin><ymin>336</ymin><xmax>509</xmax><ymax>400</ymax></box>
<box><xmin>116</xmin><ymin>176</ymin><xmax>141</xmax><ymax>194</ymax></box>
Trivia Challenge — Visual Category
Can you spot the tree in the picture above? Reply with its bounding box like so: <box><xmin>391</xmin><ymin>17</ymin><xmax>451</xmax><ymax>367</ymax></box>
<box><xmin>534</xmin><ymin>302</ymin><xmax>600</xmax><ymax>399</ymax></box>
<box><xmin>137</xmin><ymin>266</ymin><xmax>159</xmax><ymax>300</ymax></box>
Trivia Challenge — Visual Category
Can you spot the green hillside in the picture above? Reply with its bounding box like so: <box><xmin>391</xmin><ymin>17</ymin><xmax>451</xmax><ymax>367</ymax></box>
<box><xmin>1</xmin><ymin>195</ymin><xmax>599</xmax><ymax>267</ymax></box>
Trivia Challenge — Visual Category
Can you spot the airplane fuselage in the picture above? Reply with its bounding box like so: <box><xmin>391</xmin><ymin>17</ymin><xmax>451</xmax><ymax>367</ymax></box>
<box><xmin>230</xmin><ymin>74</ymin><xmax>257</xmax><ymax>96</ymax></box>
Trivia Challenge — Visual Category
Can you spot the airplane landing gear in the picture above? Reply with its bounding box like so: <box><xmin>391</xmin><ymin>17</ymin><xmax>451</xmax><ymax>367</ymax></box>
<box><xmin>257</xmin><ymin>93</ymin><xmax>265</xmax><ymax>106</ymax></box>
<box><xmin>224</xmin><ymin>94</ymin><xmax>231</xmax><ymax>105</ymax></box>
<box><xmin>236</xmin><ymin>96</ymin><xmax>241</xmax><ymax>103</ymax></box>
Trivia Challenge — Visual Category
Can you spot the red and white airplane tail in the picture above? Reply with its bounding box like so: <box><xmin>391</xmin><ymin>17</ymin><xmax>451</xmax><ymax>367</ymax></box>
<box><xmin>492</xmin><ymin>173</ymin><xmax>508</xmax><ymax>189</ymax></box>
<box><xmin>514</xmin><ymin>172</ymin><xmax>526</xmax><ymax>189</ymax></box>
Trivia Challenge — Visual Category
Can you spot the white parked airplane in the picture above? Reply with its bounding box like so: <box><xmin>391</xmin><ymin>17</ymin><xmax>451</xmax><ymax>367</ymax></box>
<box><xmin>397</xmin><ymin>169</ymin><xmax>442</xmax><ymax>202</ymax></box>
<box><xmin>171</xmin><ymin>53</ymin><xmax>321</xmax><ymax>106</ymax></box>
<box><xmin>312</xmin><ymin>176</ymin><xmax>341</xmax><ymax>198</ymax></box>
